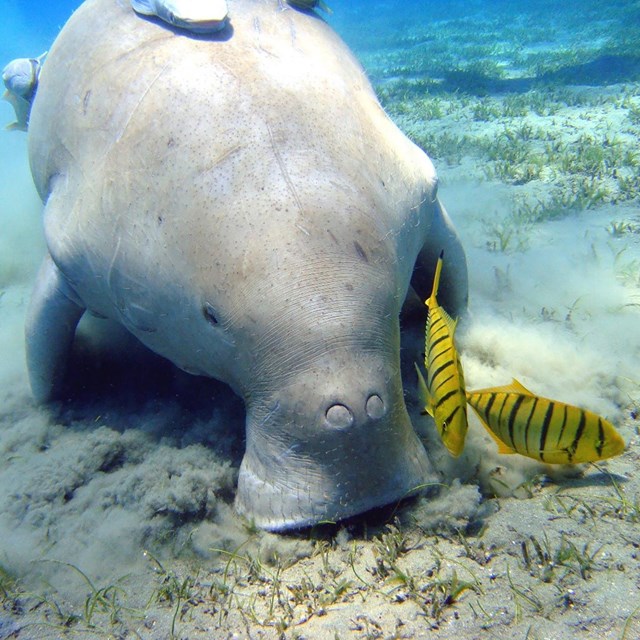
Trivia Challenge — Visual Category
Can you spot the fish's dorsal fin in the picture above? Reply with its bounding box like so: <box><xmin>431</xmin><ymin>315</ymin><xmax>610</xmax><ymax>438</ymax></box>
<box><xmin>467</xmin><ymin>378</ymin><xmax>535</xmax><ymax>396</ymax></box>
<box><xmin>414</xmin><ymin>363</ymin><xmax>434</xmax><ymax>417</ymax></box>
<box><xmin>439</xmin><ymin>304</ymin><xmax>458</xmax><ymax>336</ymax></box>
<box><xmin>507</xmin><ymin>378</ymin><xmax>535</xmax><ymax>395</ymax></box>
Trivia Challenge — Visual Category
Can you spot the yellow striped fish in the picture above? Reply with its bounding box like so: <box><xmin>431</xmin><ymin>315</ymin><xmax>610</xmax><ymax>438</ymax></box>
<box><xmin>415</xmin><ymin>250</ymin><xmax>468</xmax><ymax>457</ymax></box>
<box><xmin>466</xmin><ymin>379</ymin><xmax>625</xmax><ymax>464</ymax></box>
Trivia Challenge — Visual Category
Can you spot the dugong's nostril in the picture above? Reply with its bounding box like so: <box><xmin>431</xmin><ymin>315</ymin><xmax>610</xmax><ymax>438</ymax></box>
<box><xmin>325</xmin><ymin>403</ymin><xmax>354</xmax><ymax>429</ymax></box>
<box><xmin>365</xmin><ymin>394</ymin><xmax>385</xmax><ymax>419</ymax></box>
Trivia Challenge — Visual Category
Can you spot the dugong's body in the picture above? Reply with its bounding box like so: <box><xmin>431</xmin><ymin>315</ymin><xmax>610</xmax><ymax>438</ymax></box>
<box><xmin>27</xmin><ymin>0</ymin><xmax>468</xmax><ymax>530</ymax></box>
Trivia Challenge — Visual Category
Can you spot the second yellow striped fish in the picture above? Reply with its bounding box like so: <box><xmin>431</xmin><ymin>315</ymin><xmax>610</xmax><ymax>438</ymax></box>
<box><xmin>466</xmin><ymin>379</ymin><xmax>625</xmax><ymax>464</ymax></box>
<box><xmin>416</xmin><ymin>251</ymin><xmax>468</xmax><ymax>457</ymax></box>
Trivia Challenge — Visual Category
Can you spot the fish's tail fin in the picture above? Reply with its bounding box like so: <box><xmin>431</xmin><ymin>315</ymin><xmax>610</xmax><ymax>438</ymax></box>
<box><xmin>426</xmin><ymin>250</ymin><xmax>444</xmax><ymax>308</ymax></box>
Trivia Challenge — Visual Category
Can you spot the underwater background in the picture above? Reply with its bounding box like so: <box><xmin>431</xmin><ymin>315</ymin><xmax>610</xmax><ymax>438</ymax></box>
<box><xmin>0</xmin><ymin>0</ymin><xmax>639</xmax><ymax>638</ymax></box>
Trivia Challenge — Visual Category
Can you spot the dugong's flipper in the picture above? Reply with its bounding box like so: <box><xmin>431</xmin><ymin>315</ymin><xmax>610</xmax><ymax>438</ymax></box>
<box><xmin>25</xmin><ymin>254</ymin><xmax>85</xmax><ymax>402</ymax></box>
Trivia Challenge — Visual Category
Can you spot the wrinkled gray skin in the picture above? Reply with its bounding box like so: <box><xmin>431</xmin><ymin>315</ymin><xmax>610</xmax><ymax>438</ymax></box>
<box><xmin>27</xmin><ymin>0</ymin><xmax>468</xmax><ymax>530</ymax></box>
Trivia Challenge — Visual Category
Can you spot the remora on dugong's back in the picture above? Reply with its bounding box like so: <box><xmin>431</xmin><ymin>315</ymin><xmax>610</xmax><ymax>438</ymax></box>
<box><xmin>26</xmin><ymin>0</ymin><xmax>468</xmax><ymax>530</ymax></box>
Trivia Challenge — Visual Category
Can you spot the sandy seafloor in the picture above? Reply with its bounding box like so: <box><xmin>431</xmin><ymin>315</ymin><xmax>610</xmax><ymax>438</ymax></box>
<box><xmin>1</xmin><ymin>0</ymin><xmax>639</xmax><ymax>638</ymax></box>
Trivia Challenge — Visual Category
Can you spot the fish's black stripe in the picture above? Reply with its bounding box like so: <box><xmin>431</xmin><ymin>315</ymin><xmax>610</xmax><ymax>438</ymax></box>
<box><xmin>596</xmin><ymin>417</ymin><xmax>604</xmax><ymax>458</ymax></box>
<box><xmin>507</xmin><ymin>395</ymin><xmax>525</xmax><ymax>449</ymax></box>
<box><xmin>428</xmin><ymin>326</ymin><xmax>448</xmax><ymax>345</ymax></box>
<box><xmin>429</xmin><ymin>316</ymin><xmax>445</xmax><ymax>333</ymax></box>
<box><xmin>435</xmin><ymin>388</ymin><xmax>459</xmax><ymax>409</ymax></box>
<box><xmin>568</xmin><ymin>411</ymin><xmax>587</xmax><ymax>463</ymax></box>
<box><xmin>434</xmin><ymin>373</ymin><xmax>455</xmax><ymax>394</ymax></box>
<box><xmin>429</xmin><ymin>345</ymin><xmax>452</xmax><ymax>364</ymax></box>
<box><xmin>429</xmin><ymin>349</ymin><xmax>453</xmax><ymax>371</ymax></box>
<box><xmin>442</xmin><ymin>404</ymin><xmax>462</xmax><ymax>430</ymax></box>
<box><xmin>428</xmin><ymin>313</ymin><xmax>446</xmax><ymax>330</ymax></box>
<box><xmin>496</xmin><ymin>394</ymin><xmax>510</xmax><ymax>440</ymax></box>
<box><xmin>556</xmin><ymin>405</ymin><xmax>568</xmax><ymax>449</ymax></box>
<box><xmin>538</xmin><ymin>401</ymin><xmax>554</xmax><ymax>462</ymax></box>
<box><xmin>428</xmin><ymin>360</ymin><xmax>454</xmax><ymax>389</ymax></box>
<box><xmin>483</xmin><ymin>392</ymin><xmax>497</xmax><ymax>422</ymax></box>
<box><xmin>427</xmin><ymin>333</ymin><xmax>449</xmax><ymax>355</ymax></box>
<box><xmin>522</xmin><ymin>398</ymin><xmax>538</xmax><ymax>454</ymax></box>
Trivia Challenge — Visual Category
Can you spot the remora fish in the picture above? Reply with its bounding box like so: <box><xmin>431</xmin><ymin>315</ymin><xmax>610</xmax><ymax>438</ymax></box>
<box><xmin>131</xmin><ymin>0</ymin><xmax>229</xmax><ymax>33</ymax></box>
<box><xmin>416</xmin><ymin>250</ymin><xmax>468</xmax><ymax>456</ymax></box>
<box><xmin>466</xmin><ymin>379</ymin><xmax>625</xmax><ymax>464</ymax></box>
<box><xmin>2</xmin><ymin>53</ymin><xmax>46</xmax><ymax>131</ymax></box>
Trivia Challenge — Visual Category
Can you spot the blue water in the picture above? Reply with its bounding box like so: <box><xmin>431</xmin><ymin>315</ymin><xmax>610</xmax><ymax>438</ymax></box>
<box><xmin>1</xmin><ymin>1</ymin><xmax>77</xmax><ymax>58</ymax></box>
<box><xmin>3</xmin><ymin>0</ymin><xmax>640</xmax><ymax>87</ymax></box>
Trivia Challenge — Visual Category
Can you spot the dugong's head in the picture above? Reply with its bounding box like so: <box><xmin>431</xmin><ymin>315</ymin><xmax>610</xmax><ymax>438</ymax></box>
<box><xmin>236</xmin><ymin>335</ymin><xmax>434</xmax><ymax>530</ymax></box>
<box><xmin>190</xmin><ymin>184</ymin><xmax>443</xmax><ymax>531</ymax></box>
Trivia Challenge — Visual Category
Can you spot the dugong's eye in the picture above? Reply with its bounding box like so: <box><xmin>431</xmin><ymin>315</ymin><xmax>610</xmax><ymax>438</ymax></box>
<box><xmin>202</xmin><ymin>302</ymin><xmax>219</xmax><ymax>325</ymax></box>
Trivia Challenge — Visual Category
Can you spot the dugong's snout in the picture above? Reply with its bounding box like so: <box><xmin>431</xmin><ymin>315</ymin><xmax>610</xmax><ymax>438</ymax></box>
<box><xmin>235</xmin><ymin>357</ymin><xmax>434</xmax><ymax>531</ymax></box>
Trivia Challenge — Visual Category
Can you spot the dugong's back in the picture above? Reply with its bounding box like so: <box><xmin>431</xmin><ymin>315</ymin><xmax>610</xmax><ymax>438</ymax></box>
<box><xmin>29</xmin><ymin>0</ymin><xmax>433</xmax><ymax>382</ymax></box>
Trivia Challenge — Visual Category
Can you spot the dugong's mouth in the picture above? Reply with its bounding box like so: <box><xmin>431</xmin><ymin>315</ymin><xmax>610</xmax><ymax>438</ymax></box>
<box><xmin>234</xmin><ymin>398</ymin><xmax>434</xmax><ymax>531</ymax></box>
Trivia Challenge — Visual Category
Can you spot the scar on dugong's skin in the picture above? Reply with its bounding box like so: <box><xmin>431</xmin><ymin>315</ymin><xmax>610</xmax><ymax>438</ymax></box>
<box><xmin>25</xmin><ymin>0</ymin><xmax>468</xmax><ymax>531</ymax></box>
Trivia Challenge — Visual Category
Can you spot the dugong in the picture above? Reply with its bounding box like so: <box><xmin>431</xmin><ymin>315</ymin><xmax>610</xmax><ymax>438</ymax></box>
<box><xmin>26</xmin><ymin>0</ymin><xmax>468</xmax><ymax>530</ymax></box>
